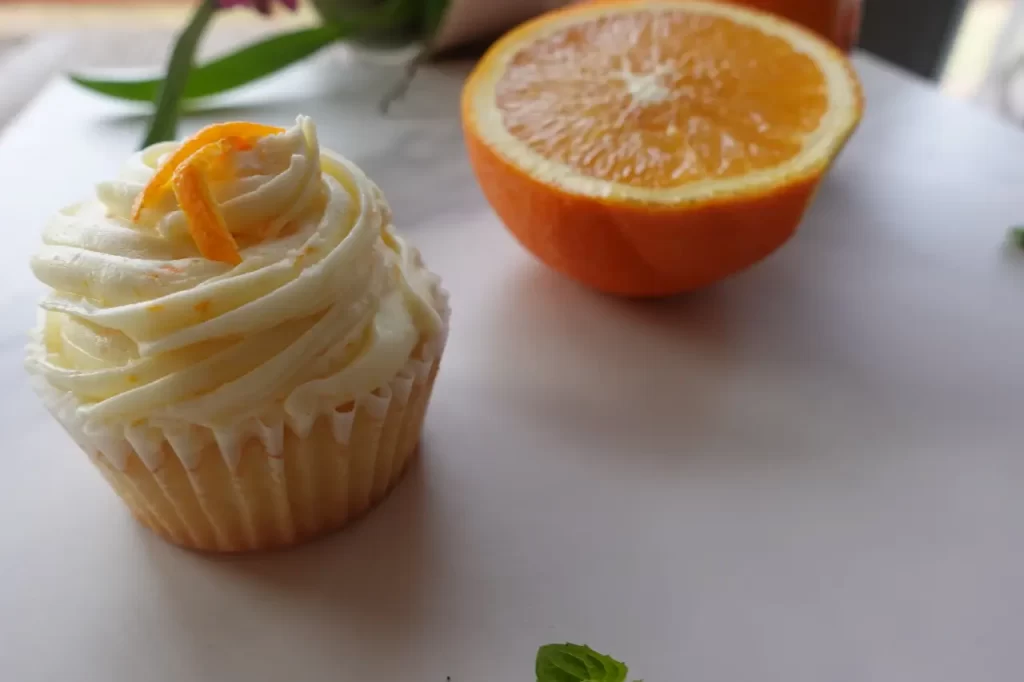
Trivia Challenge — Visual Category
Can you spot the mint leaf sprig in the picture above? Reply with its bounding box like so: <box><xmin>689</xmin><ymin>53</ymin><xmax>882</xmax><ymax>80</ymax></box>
<box><xmin>536</xmin><ymin>643</ymin><xmax>639</xmax><ymax>682</ymax></box>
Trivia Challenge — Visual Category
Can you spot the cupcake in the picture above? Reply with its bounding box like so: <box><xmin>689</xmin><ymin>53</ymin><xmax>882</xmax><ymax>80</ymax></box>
<box><xmin>25</xmin><ymin>116</ymin><xmax>449</xmax><ymax>552</ymax></box>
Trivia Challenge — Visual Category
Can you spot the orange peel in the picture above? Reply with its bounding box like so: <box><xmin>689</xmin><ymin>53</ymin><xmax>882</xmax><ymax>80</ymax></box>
<box><xmin>131</xmin><ymin>121</ymin><xmax>284</xmax><ymax>222</ymax></box>
<box><xmin>172</xmin><ymin>149</ymin><xmax>242</xmax><ymax>266</ymax></box>
<box><xmin>186</xmin><ymin>136</ymin><xmax>250</xmax><ymax>181</ymax></box>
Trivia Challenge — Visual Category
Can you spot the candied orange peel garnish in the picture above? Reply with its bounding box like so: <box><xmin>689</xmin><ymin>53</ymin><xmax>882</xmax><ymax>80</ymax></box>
<box><xmin>131</xmin><ymin>121</ymin><xmax>284</xmax><ymax>222</ymax></box>
<box><xmin>172</xmin><ymin>149</ymin><xmax>242</xmax><ymax>266</ymax></box>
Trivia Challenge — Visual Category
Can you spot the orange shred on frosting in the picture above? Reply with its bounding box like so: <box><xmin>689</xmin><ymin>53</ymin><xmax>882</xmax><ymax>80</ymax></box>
<box><xmin>131</xmin><ymin>121</ymin><xmax>284</xmax><ymax>222</ymax></box>
<box><xmin>172</xmin><ymin>147</ymin><xmax>242</xmax><ymax>266</ymax></box>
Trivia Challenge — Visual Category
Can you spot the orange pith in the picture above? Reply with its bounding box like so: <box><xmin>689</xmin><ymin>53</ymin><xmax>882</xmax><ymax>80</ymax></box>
<box><xmin>131</xmin><ymin>121</ymin><xmax>283</xmax><ymax>222</ymax></box>
<box><xmin>497</xmin><ymin>11</ymin><xmax>828</xmax><ymax>187</ymax></box>
<box><xmin>462</xmin><ymin>0</ymin><xmax>864</xmax><ymax>296</ymax></box>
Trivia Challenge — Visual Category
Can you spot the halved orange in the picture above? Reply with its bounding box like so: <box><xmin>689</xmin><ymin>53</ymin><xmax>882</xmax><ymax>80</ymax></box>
<box><xmin>462</xmin><ymin>0</ymin><xmax>864</xmax><ymax>296</ymax></box>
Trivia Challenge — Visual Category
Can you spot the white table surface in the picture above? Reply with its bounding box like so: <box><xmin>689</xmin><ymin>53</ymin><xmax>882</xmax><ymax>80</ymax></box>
<box><xmin>1</xmin><ymin>51</ymin><xmax>1023</xmax><ymax>682</ymax></box>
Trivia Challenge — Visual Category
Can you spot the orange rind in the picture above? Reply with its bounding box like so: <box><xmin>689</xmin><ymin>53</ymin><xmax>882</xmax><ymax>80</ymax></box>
<box><xmin>132</xmin><ymin>121</ymin><xmax>284</xmax><ymax>265</ymax></box>
<box><xmin>172</xmin><ymin>151</ymin><xmax>242</xmax><ymax>266</ymax></box>
<box><xmin>131</xmin><ymin>121</ymin><xmax>283</xmax><ymax>222</ymax></box>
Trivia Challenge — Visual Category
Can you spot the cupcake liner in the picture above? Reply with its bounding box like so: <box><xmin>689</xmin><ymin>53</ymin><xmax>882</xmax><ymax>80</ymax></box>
<box><xmin>33</xmin><ymin>341</ymin><xmax>443</xmax><ymax>553</ymax></box>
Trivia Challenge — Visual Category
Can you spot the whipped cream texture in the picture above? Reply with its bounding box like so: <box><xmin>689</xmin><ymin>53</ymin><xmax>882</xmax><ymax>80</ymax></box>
<box><xmin>27</xmin><ymin>116</ymin><xmax>447</xmax><ymax>469</ymax></box>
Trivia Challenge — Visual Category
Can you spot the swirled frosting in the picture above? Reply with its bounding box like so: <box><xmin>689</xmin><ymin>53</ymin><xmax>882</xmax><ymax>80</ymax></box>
<box><xmin>26</xmin><ymin>116</ymin><xmax>446</xmax><ymax>451</ymax></box>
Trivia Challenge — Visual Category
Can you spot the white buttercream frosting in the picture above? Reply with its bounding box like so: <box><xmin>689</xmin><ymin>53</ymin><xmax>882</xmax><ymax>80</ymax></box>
<box><xmin>26</xmin><ymin>116</ymin><xmax>447</xmax><ymax>471</ymax></box>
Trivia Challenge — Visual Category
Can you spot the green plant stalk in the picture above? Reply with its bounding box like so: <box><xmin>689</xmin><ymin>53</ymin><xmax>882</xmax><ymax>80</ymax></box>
<box><xmin>143</xmin><ymin>0</ymin><xmax>219</xmax><ymax>147</ymax></box>
<box><xmin>378</xmin><ymin>0</ymin><xmax>451</xmax><ymax>111</ymax></box>
<box><xmin>71</xmin><ymin>0</ymin><xmax>453</xmax><ymax>146</ymax></box>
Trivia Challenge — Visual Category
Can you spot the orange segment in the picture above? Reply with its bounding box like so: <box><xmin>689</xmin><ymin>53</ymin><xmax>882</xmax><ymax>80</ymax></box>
<box><xmin>462</xmin><ymin>0</ymin><xmax>863</xmax><ymax>296</ymax></box>
<box><xmin>132</xmin><ymin>121</ymin><xmax>283</xmax><ymax>222</ymax></box>
<box><xmin>172</xmin><ymin>154</ymin><xmax>241</xmax><ymax>266</ymax></box>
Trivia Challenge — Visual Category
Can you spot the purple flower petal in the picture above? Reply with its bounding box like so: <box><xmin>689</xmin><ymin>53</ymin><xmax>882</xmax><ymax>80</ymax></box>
<box><xmin>217</xmin><ymin>0</ymin><xmax>298</xmax><ymax>13</ymax></box>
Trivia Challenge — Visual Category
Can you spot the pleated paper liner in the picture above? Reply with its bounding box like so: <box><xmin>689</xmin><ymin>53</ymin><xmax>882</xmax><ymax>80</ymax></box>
<box><xmin>37</xmin><ymin>341</ymin><xmax>443</xmax><ymax>553</ymax></box>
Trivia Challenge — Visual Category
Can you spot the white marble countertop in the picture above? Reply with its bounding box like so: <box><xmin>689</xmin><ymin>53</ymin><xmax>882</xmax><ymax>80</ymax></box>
<box><xmin>1</xmin><ymin>52</ymin><xmax>1023</xmax><ymax>682</ymax></box>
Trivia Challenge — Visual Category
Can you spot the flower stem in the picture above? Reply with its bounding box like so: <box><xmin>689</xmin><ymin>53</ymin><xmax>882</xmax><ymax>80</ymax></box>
<box><xmin>378</xmin><ymin>0</ymin><xmax>450</xmax><ymax>112</ymax></box>
<box><xmin>379</xmin><ymin>42</ymin><xmax>433</xmax><ymax>113</ymax></box>
<box><xmin>143</xmin><ymin>0</ymin><xmax>219</xmax><ymax>148</ymax></box>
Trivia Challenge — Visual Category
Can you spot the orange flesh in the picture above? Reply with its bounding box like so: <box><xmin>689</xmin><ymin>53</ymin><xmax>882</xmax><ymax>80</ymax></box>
<box><xmin>131</xmin><ymin>121</ymin><xmax>283</xmax><ymax>221</ymax></box>
<box><xmin>494</xmin><ymin>10</ymin><xmax>829</xmax><ymax>188</ymax></box>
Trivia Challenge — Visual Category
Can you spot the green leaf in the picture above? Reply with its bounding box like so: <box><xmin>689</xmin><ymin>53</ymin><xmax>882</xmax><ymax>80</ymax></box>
<box><xmin>422</xmin><ymin>0</ymin><xmax>451</xmax><ymax>37</ymax></box>
<box><xmin>70</xmin><ymin>25</ymin><xmax>345</xmax><ymax>103</ymax></box>
<box><xmin>70</xmin><ymin>75</ymin><xmax>155</xmax><ymax>102</ymax></box>
<box><xmin>1011</xmin><ymin>226</ymin><xmax>1024</xmax><ymax>250</ymax></box>
<box><xmin>536</xmin><ymin>644</ymin><xmax>629</xmax><ymax>682</ymax></box>
<box><xmin>142</xmin><ymin>0</ymin><xmax>218</xmax><ymax>147</ymax></box>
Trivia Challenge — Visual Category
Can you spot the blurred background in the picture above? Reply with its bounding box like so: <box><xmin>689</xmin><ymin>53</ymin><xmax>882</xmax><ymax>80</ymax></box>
<box><xmin>3</xmin><ymin>0</ymin><xmax>1024</xmax><ymax>131</ymax></box>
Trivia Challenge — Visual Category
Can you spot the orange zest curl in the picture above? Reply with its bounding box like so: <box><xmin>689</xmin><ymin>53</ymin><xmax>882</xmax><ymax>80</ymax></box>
<box><xmin>132</xmin><ymin>121</ymin><xmax>284</xmax><ymax>266</ymax></box>
<box><xmin>130</xmin><ymin>121</ymin><xmax>284</xmax><ymax>222</ymax></box>
<box><xmin>172</xmin><ymin>149</ymin><xmax>242</xmax><ymax>266</ymax></box>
